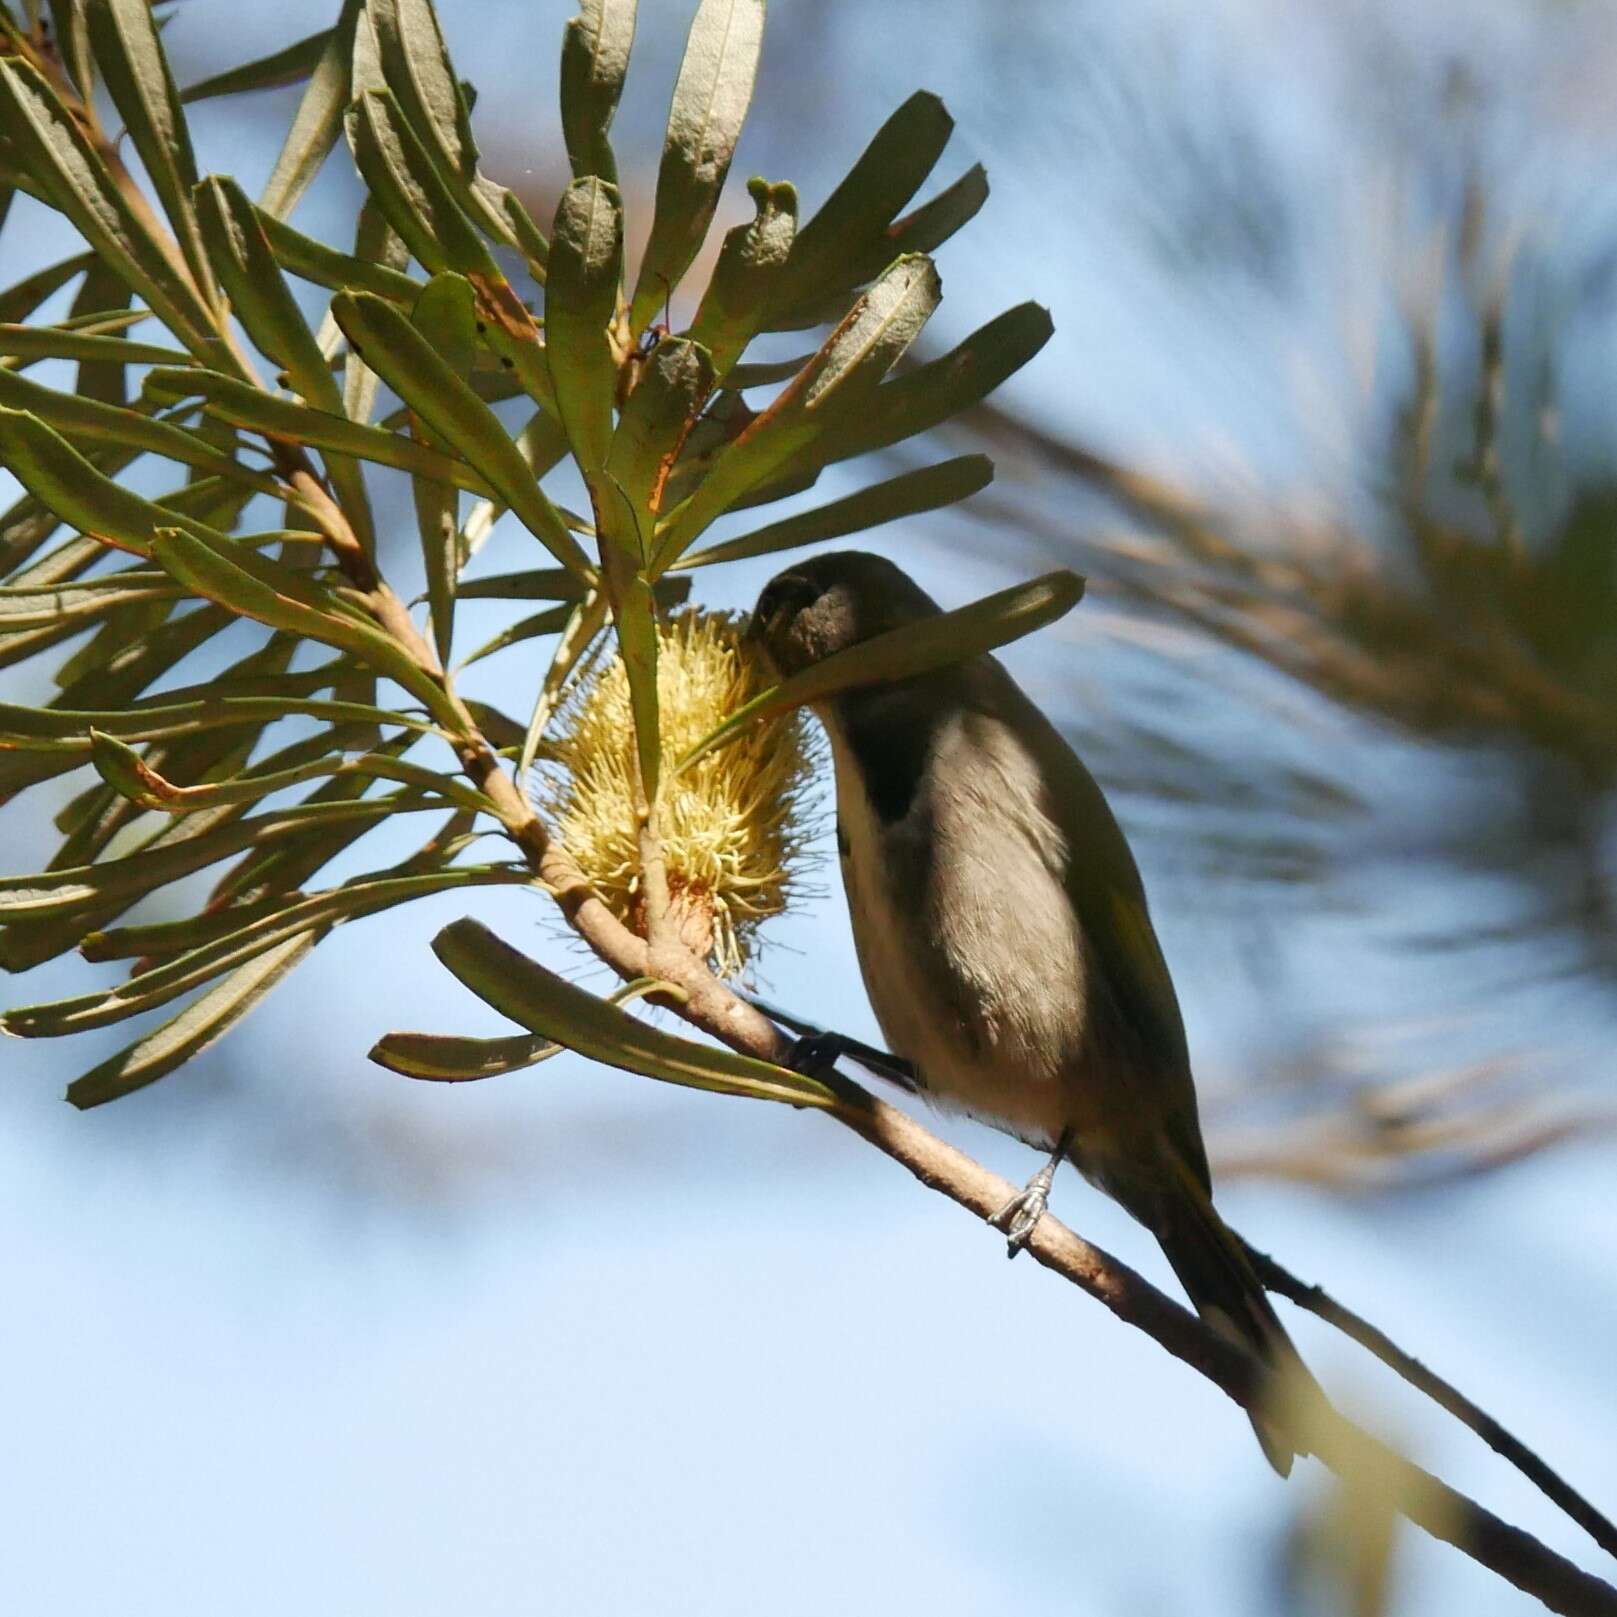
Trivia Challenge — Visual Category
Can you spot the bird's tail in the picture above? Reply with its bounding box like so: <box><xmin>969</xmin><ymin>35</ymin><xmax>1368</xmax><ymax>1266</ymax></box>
<box><xmin>1128</xmin><ymin>1156</ymin><xmax>1311</xmax><ymax>1477</ymax></box>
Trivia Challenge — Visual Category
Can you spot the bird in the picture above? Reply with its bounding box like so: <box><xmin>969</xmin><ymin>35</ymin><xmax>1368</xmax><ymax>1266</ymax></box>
<box><xmin>748</xmin><ymin>549</ymin><xmax>1308</xmax><ymax>1475</ymax></box>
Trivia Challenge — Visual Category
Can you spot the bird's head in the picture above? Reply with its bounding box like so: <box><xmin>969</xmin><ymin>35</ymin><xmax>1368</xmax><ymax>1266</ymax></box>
<box><xmin>747</xmin><ymin>551</ymin><xmax>941</xmax><ymax>679</ymax></box>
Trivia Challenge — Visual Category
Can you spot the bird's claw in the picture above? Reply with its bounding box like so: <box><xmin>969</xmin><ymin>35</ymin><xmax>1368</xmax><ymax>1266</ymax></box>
<box><xmin>989</xmin><ymin>1182</ymin><xmax>1050</xmax><ymax>1259</ymax></box>
<box><xmin>785</xmin><ymin>1031</ymin><xmax>847</xmax><ymax>1080</ymax></box>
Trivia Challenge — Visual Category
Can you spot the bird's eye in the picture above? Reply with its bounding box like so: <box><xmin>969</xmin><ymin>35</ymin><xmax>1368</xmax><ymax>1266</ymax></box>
<box><xmin>754</xmin><ymin>574</ymin><xmax>814</xmax><ymax>634</ymax></box>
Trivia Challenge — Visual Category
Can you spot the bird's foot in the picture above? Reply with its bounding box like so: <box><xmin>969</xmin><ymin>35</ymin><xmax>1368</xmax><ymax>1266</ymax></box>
<box><xmin>988</xmin><ymin>1144</ymin><xmax>1067</xmax><ymax>1259</ymax></box>
<box><xmin>785</xmin><ymin>1031</ymin><xmax>851</xmax><ymax>1080</ymax></box>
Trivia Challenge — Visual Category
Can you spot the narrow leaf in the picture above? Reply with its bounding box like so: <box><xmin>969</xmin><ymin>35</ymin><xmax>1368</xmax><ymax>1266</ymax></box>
<box><xmin>686</xmin><ymin>177</ymin><xmax>796</xmax><ymax>379</ymax></box>
<box><xmin>180</xmin><ymin>28</ymin><xmax>335</xmax><ymax>104</ymax></box>
<box><xmin>0</xmin><ymin>250</ymin><xmax>96</xmax><ymax>325</ymax></box>
<box><xmin>431</xmin><ymin>918</ymin><xmax>835</xmax><ymax>1106</ymax></box>
<box><xmin>607</xmin><ymin>336</ymin><xmax>714</xmax><ymax>521</ymax></box>
<box><xmin>456</xmin><ymin>603</ymin><xmax>576</xmax><ymax>671</ymax></box>
<box><xmin>330</xmin><ymin>291</ymin><xmax>591</xmax><ymax>576</ymax></box>
<box><xmin>545</xmin><ymin>176</ymin><xmax>623</xmax><ymax>477</ymax></box>
<box><xmin>66</xmin><ymin>933</ymin><xmax>319</xmax><ymax>1109</ymax></box>
<box><xmin>257</xmin><ymin>207</ymin><xmax>421</xmax><ymax>301</ymax></box>
<box><xmin>677</xmin><ymin>454</ymin><xmax>992</xmax><ymax>570</ymax></box>
<box><xmin>259</xmin><ymin>0</ymin><xmax>364</xmax><ymax>218</ymax></box>
<box><xmin>85</xmin><ymin>0</ymin><xmax>217</xmax><ymax>303</ymax></box>
<box><xmin>680</xmin><ymin>570</ymin><xmax>1085</xmax><ymax>771</ymax></box>
<box><xmin>559</xmin><ymin>0</ymin><xmax>637</xmax><ymax>183</ymax></box>
<box><xmin>629</xmin><ymin>0</ymin><xmax>765</xmax><ymax>332</ymax></box>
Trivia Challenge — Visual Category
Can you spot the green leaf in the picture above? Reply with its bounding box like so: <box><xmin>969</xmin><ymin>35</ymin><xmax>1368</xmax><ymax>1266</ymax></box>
<box><xmin>87</xmin><ymin>728</ymin><xmax>486</xmax><ymax>815</ymax></box>
<box><xmin>680</xmin><ymin>569</ymin><xmax>1086</xmax><ymax>771</ymax></box>
<box><xmin>404</xmin><ymin>276</ymin><xmax>477</xmax><ymax>657</ymax></box>
<box><xmin>47</xmin><ymin>1</ymin><xmax>96</xmax><ymax>101</ymax></box>
<box><xmin>195</xmin><ymin>176</ymin><xmax>379</xmax><ymax>556</ymax></box>
<box><xmin>0</xmin><ymin>569</ymin><xmax>182</xmax><ymax>630</ymax></box>
<box><xmin>676</xmin><ymin>454</ymin><xmax>992</xmax><ymax>570</ymax></box>
<box><xmin>685</xmin><ymin>177</ymin><xmax>797</xmax><ymax>380</ymax></box>
<box><xmin>594</xmin><ymin>478</ymin><xmax>660</xmax><ymax>801</ymax></box>
<box><xmin>345</xmin><ymin>88</ymin><xmax>495</xmax><ymax>279</ymax></box>
<box><xmin>457</xmin><ymin>407</ymin><xmax>572</xmax><ymax>568</ymax></box>
<box><xmin>0</xmin><ymin>250</ymin><xmax>96</xmax><ymax>325</ymax></box>
<box><xmin>607</xmin><ymin>336</ymin><xmax>714</xmax><ymax>522</ymax></box>
<box><xmin>257</xmin><ymin>207</ymin><xmax>422</xmax><ymax>302</ymax></box>
<box><xmin>144</xmin><ymin>366</ymin><xmax>493</xmax><ymax>496</ymax></box>
<box><xmin>330</xmin><ymin>291</ymin><xmax>591</xmax><ymax>576</ymax></box>
<box><xmin>0</xmin><ymin>371</ymin><xmax>285</xmax><ymax>503</ymax></box>
<box><xmin>430</xmin><ymin>917</ymin><xmax>835</xmax><ymax>1106</ymax></box>
<box><xmin>9</xmin><ymin>866</ymin><xmax>525</xmax><ymax>1038</ymax></box>
<box><xmin>64</xmin><ymin>256</ymin><xmax>133</xmax><ymax>406</ymax></box>
<box><xmin>456</xmin><ymin>603</ymin><xmax>575</xmax><ymax>671</ymax></box>
<box><xmin>545</xmin><ymin>176</ymin><xmax>623</xmax><ymax>478</ymax></box>
<box><xmin>259</xmin><ymin>0</ymin><xmax>364</xmax><ymax>218</ymax></box>
<box><xmin>0</xmin><ymin>690</ymin><xmax>425</xmax><ymax>755</ymax></box>
<box><xmin>768</xmin><ymin>90</ymin><xmax>952</xmax><ymax>327</ymax></box>
<box><xmin>180</xmin><ymin>27</ymin><xmax>335</xmax><ymax>104</ymax></box>
<box><xmin>0</xmin><ymin>793</ymin><xmax>443</xmax><ymax>919</ymax></box>
<box><xmin>66</xmin><ymin>933</ymin><xmax>319</xmax><ymax>1109</ymax></box>
<box><xmin>515</xmin><ymin>587</ymin><xmax>609</xmax><ymax>779</ymax></box>
<box><xmin>0</xmin><ymin>407</ymin><xmax>195</xmax><ymax>556</ymax></box>
<box><xmin>817</xmin><ymin>302</ymin><xmax>1053</xmax><ymax>469</ymax></box>
<box><xmin>370</xmin><ymin>974</ymin><xmax>665</xmax><ymax>1081</ymax></box>
<box><xmin>147</xmin><ymin>525</ymin><xmax>460</xmax><ymax>725</ymax></box>
<box><xmin>0</xmin><ymin>59</ymin><xmax>219</xmax><ymax>355</ymax></box>
<box><xmin>85</xmin><ymin>0</ymin><xmax>217</xmax><ymax>304</ymax></box>
<box><xmin>0</xmin><ymin>322</ymin><xmax>190</xmax><ymax>368</ymax></box>
<box><xmin>629</xmin><ymin>0</ymin><xmax>765</xmax><ymax>333</ymax></box>
<box><xmin>559</xmin><ymin>0</ymin><xmax>637</xmax><ymax>183</ymax></box>
<box><xmin>456</xmin><ymin>566</ymin><xmax>592</xmax><ymax>603</ymax></box>
<box><xmin>651</xmin><ymin>254</ymin><xmax>942</xmax><ymax>566</ymax></box>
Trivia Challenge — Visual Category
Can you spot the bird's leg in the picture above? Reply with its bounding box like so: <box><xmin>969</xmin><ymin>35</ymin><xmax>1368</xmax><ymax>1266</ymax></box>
<box><xmin>742</xmin><ymin>994</ymin><xmax>920</xmax><ymax>1092</ymax></box>
<box><xmin>990</xmin><ymin>1132</ymin><xmax>1071</xmax><ymax>1259</ymax></box>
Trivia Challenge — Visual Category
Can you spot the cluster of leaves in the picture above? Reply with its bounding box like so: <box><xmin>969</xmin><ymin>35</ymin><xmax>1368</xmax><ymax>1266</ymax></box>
<box><xmin>0</xmin><ymin>0</ymin><xmax>1071</xmax><ymax>1108</ymax></box>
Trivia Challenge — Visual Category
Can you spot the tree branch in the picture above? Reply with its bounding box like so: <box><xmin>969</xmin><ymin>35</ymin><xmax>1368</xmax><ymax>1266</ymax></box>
<box><xmin>1244</xmin><ymin>1242</ymin><xmax>1617</xmax><ymax>1565</ymax></box>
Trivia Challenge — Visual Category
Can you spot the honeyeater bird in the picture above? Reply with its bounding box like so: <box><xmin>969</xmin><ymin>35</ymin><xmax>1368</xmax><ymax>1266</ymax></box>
<box><xmin>749</xmin><ymin>550</ymin><xmax>1307</xmax><ymax>1475</ymax></box>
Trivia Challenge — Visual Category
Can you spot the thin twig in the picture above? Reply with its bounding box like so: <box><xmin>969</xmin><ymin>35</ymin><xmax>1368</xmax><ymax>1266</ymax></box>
<box><xmin>1244</xmin><ymin>1241</ymin><xmax>1617</xmax><ymax>1566</ymax></box>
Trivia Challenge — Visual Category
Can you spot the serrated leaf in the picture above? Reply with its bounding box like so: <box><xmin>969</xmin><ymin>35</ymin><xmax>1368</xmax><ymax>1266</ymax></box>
<box><xmin>430</xmin><ymin>917</ymin><xmax>834</xmax><ymax>1106</ymax></box>
<box><xmin>330</xmin><ymin>291</ymin><xmax>591</xmax><ymax>576</ymax></box>
<box><xmin>66</xmin><ymin>932</ymin><xmax>319</xmax><ymax>1109</ymax></box>
<box><xmin>195</xmin><ymin>176</ymin><xmax>377</xmax><ymax>556</ymax></box>
<box><xmin>147</xmin><ymin>524</ymin><xmax>460</xmax><ymax>724</ymax></box>
<box><xmin>628</xmin><ymin>0</ymin><xmax>765</xmax><ymax>333</ymax></box>
<box><xmin>680</xmin><ymin>570</ymin><xmax>1085</xmax><ymax>771</ymax></box>
<box><xmin>85</xmin><ymin>0</ymin><xmax>217</xmax><ymax>305</ymax></box>
<box><xmin>180</xmin><ymin>26</ymin><xmax>334</xmax><ymax>104</ymax></box>
<box><xmin>0</xmin><ymin>58</ymin><xmax>219</xmax><ymax>355</ymax></box>
<box><xmin>560</xmin><ymin>0</ymin><xmax>636</xmax><ymax>183</ymax></box>
<box><xmin>259</xmin><ymin>0</ymin><xmax>364</xmax><ymax>218</ymax></box>
<box><xmin>686</xmin><ymin>177</ymin><xmax>796</xmax><ymax>380</ymax></box>
<box><xmin>545</xmin><ymin>176</ymin><xmax>623</xmax><ymax>478</ymax></box>
<box><xmin>143</xmin><ymin>366</ymin><xmax>493</xmax><ymax>496</ymax></box>
<box><xmin>9</xmin><ymin>865</ymin><xmax>524</xmax><ymax>1038</ymax></box>
<box><xmin>257</xmin><ymin>207</ymin><xmax>421</xmax><ymax>302</ymax></box>
<box><xmin>677</xmin><ymin>454</ymin><xmax>992</xmax><ymax>570</ymax></box>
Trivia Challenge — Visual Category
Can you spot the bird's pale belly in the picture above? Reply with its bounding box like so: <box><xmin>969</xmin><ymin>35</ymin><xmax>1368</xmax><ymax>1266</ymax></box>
<box><xmin>832</xmin><ymin>729</ymin><xmax>1111</xmax><ymax>1155</ymax></box>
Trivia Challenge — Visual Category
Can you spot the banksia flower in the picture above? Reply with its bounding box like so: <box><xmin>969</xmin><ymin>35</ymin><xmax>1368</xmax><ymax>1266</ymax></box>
<box><xmin>538</xmin><ymin>612</ymin><xmax>822</xmax><ymax>977</ymax></box>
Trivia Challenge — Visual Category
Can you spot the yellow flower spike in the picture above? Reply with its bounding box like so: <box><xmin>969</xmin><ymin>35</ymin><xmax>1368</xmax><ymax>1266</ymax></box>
<box><xmin>536</xmin><ymin>610</ymin><xmax>822</xmax><ymax>977</ymax></box>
